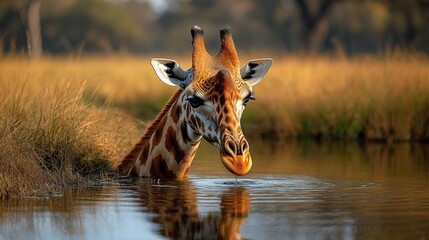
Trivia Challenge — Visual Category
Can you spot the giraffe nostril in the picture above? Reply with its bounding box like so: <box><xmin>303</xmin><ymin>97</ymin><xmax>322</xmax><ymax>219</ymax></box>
<box><xmin>241</xmin><ymin>140</ymin><xmax>248</xmax><ymax>153</ymax></box>
<box><xmin>225</xmin><ymin>140</ymin><xmax>237</xmax><ymax>156</ymax></box>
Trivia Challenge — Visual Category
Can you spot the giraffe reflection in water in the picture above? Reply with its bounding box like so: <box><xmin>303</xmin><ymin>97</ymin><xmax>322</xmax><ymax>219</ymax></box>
<box><xmin>132</xmin><ymin>179</ymin><xmax>249</xmax><ymax>240</ymax></box>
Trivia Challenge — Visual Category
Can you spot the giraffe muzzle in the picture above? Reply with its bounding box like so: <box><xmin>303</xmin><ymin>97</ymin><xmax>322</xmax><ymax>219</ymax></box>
<box><xmin>221</xmin><ymin>137</ymin><xmax>252</xmax><ymax>176</ymax></box>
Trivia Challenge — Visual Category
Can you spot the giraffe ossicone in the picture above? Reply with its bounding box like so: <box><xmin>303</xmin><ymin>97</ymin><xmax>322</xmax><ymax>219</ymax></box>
<box><xmin>118</xmin><ymin>26</ymin><xmax>272</xmax><ymax>178</ymax></box>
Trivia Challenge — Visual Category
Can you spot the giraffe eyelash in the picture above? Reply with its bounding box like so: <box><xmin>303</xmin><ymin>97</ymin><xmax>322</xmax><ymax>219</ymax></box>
<box><xmin>243</xmin><ymin>94</ymin><xmax>255</xmax><ymax>106</ymax></box>
<box><xmin>186</xmin><ymin>96</ymin><xmax>205</xmax><ymax>108</ymax></box>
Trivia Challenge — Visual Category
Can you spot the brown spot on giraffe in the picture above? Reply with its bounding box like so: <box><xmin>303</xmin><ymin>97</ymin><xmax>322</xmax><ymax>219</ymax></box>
<box><xmin>140</xmin><ymin>144</ymin><xmax>149</xmax><ymax>166</ymax></box>
<box><xmin>180</xmin><ymin>121</ymin><xmax>191</xmax><ymax>144</ymax></box>
<box><xmin>150</xmin><ymin>155</ymin><xmax>175</xmax><ymax>177</ymax></box>
<box><xmin>164</xmin><ymin>126</ymin><xmax>186</xmax><ymax>164</ymax></box>
<box><xmin>150</xmin><ymin>130</ymin><xmax>162</xmax><ymax>153</ymax></box>
<box><xmin>164</xmin><ymin>126</ymin><xmax>176</xmax><ymax>150</ymax></box>
<box><xmin>170</xmin><ymin>102</ymin><xmax>181</xmax><ymax>123</ymax></box>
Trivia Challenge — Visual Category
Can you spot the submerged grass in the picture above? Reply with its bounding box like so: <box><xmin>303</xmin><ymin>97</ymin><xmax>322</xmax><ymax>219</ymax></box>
<box><xmin>1</xmin><ymin>53</ymin><xmax>428</xmax><ymax>197</ymax></box>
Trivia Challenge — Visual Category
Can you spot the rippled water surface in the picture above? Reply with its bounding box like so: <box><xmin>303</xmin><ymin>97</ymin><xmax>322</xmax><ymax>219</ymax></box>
<box><xmin>1</xmin><ymin>142</ymin><xmax>429</xmax><ymax>240</ymax></box>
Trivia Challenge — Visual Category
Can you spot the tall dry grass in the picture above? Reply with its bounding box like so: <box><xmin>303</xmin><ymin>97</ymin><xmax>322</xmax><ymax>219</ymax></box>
<box><xmin>0</xmin><ymin>58</ymin><xmax>143</xmax><ymax>198</ymax></box>
<box><xmin>245</xmin><ymin>52</ymin><xmax>429</xmax><ymax>141</ymax></box>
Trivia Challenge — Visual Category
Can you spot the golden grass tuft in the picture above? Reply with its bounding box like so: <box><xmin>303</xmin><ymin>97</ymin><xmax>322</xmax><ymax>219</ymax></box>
<box><xmin>0</xmin><ymin>59</ymin><xmax>143</xmax><ymax>198</ymax></box>
<box><xmin>0</xmin><ymin>134</ymin><xmax>53</xmax><ymax>198</ymax></box>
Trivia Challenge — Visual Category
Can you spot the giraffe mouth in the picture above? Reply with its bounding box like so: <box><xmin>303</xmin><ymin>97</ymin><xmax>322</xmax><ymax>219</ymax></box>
<box><xmin>220</xmin><ymin>153</ymin><xmax>252</xmax><ymax>176</ymax></box>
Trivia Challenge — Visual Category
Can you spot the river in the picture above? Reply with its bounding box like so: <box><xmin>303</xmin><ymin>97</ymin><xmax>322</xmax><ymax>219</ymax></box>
<box><xmin>1</xmin><ymin>142</ymin><xmax>428</xmax><ymax>240</ymax></box>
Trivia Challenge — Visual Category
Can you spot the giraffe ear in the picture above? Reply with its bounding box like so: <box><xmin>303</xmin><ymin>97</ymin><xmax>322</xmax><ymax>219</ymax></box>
<box><xmin>151</xmin><ymin>58</ymin><xmax>190</xmax><ymax>88</ymax></box>
<box><xmin>240</xmin><ymin>58</ymin><xmax>273</xmax><ymax>86</ymax></box>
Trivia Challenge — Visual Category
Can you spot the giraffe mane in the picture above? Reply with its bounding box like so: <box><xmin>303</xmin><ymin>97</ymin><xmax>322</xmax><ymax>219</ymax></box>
<box><xmin>118</xmin><ymin>88</ymin><xmax>184</xmax><ymax>174</ymax></box>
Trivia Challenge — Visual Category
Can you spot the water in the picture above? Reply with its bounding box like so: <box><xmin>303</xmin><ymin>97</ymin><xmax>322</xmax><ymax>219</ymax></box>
<box><xmin>1</xmin><ymin>142</ymin><xmax>429</xmax><ymax>240</ymax></box>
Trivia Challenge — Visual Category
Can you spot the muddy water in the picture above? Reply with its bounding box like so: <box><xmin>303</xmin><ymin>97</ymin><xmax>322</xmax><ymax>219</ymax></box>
<box><xmin>1</xmin><ymin>142</ymin><xmax>429</xmax><ymax>240</ymax></box>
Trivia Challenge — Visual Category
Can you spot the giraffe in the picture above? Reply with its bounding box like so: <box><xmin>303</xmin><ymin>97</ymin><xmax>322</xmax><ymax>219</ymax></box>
<box><xmin>118</xmin><ymin>25</ymin><xmax>272</xmax><ymax>178</ymax></box>
<box><xmin>131</xmin><ymin>179</ymin><xmax>250</xmax><ymax>239</ymax></box>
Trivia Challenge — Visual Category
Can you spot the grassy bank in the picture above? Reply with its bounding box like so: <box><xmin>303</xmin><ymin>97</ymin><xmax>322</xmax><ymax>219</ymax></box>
<box><xmin>0</xmin><ymin>59</ymin><xmax>143</xmax><ymax>198</ymax></box>
<box><xmin>1</xmin><ymin>53</ymin><xmax>429</xmax><ymax>197</ymax></box>
<box><xmin>247</xmin><ymin>53</ymin><xmax>429</xmax><ymax>141</ymax></box>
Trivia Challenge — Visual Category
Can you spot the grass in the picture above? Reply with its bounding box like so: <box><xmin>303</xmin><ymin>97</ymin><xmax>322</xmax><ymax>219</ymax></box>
<box><xmin>244</xmin><ymin>52</ymin><xmax>429</xmax><ymax>141</ymax></box>
<box><xmin>1</xmin><ymin>52</ymin><xmax>429</xmax><ymax>197</ymax></box>
<box><xmin>0</xmin><ymin>58</ymin><xmax>144</xmax><ymax>198</ymax></box>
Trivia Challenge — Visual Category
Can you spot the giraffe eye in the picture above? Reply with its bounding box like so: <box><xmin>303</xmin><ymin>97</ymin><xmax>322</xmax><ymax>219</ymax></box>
<box><xmin>243</xmin><ymin>99</ymin><xmax>250</xmax><ymax>106</ymax></box>
<box><xmin>186</xmin><ymin>96</ymin><xmax>205</xmax><ymax>108</ymax></box>
<box><xmin>243</xmin><ymin>94</ymin><xmax>255</xmax><ymax>107</ymax></box>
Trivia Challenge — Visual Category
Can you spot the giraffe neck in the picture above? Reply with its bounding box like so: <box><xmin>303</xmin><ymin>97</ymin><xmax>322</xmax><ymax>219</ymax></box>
<box><xmin>119</xmin><ymin>89</ymin><xmax>203</xmax><ymax>178</ymax></box>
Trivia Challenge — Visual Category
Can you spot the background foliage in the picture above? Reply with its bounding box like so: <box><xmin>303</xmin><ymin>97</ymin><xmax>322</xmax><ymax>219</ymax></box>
<box><xmin>1</xmin><ymin>0</ymin><xmax>429</xmax><ymax>57</ymax></box>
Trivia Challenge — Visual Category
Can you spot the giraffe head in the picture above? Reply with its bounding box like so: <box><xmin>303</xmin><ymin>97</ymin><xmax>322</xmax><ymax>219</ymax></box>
<box><xmin>151</xmin><ymin>26</ymin><xmax>272</xmax><ymax>176</ymax></box>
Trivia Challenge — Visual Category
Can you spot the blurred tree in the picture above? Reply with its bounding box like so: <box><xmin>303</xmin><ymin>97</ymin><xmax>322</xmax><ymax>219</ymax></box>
<box><xmin>328</xmin><ymin>1</ymin><xmax>390</xmax><ymax>54</ymax></box>
<box><xmin>155</xmin><ymin>0</ymin><xmax>284</xmax><ymax>54</ymax></box>
<box><xmin>294</xmin><ymin>0</ymin><xmax>339</xmax><ymax>53</ymax></box>
<box><xmin>27</xmin><ymin>0</ymin><xmax>42</xmax><ymax>59</ymax></box>
<box><xmin>0</xmin><ymin>0</ymin><xmax>42</xmax><ymax>59</ymax></box>
<box><xmin>42</xmin><ymin>0</ymin><xmax>141</xmax><ymax>54</ymax></box>
<box><xmin>1</xmin><ymin>0</ymin><xmax>428</xmax><ymax>56</ymax></box>
<box><xmin>382</xmin><ymin>0</ymin><xmax>429</xmax><ymax>50</ymax></box>
<box><xmin>121</xmin><ymin>1</ymin><xmax>156</xmax><ymax>52</ymax></box>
